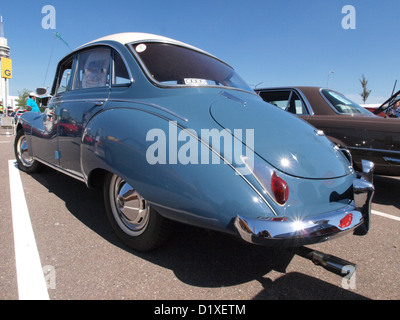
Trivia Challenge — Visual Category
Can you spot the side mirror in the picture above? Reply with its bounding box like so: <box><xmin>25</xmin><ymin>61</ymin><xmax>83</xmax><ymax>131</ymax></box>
<box><xmin>38</xmin><ymin>96</ymin><xmax>51</xmax><ymax>107</ymax></box>
<box><xmin>36</xmin><ymin>88</ymin><xmax>52</xmax><ymax>107</ymax></box>
<box><xmin>36</xmin><ymin>87</ymin><xmax>48</xmax><ymax>96</ymax></box>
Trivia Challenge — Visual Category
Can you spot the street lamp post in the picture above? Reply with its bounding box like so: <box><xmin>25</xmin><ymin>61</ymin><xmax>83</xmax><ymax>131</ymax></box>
<box><xmin>326</xmin><ymin>71</ymin><xmax>334</xmax><ymax>88</ymax></box>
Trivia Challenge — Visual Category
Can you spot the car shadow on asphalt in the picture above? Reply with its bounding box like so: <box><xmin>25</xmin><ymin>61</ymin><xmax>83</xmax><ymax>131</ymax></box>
<box><xmin>372</xmin><ymin>175</ymin><xmax>400</xmax><ymax>209</ymax></box>
<box><xmin>29</xmin><ymin>166</ymin><xmax>369</xmax><ymax>300</ymax></box>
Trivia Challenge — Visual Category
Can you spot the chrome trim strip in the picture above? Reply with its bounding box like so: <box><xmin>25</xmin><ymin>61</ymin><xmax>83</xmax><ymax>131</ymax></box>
<box><xmin>348</xmin><ymin>146</ymin><xmax>400</xmax><ymax>155</ymax></box>
<box><xmin>34</xmin><ymin>157</ymin><xmax>86</xmax><ymax>183</ymax></box>
<box><xmin>383</xmin><ymin>156</ymin><xmax>400</xmax><ymax>165</ymax></box>
<box><xmin>106</xmin><ymin>98</ymin><xmax>189</xmax><ymax>122</ymax></box>
<box><xmin>51</xmin><ymin>97</ymin><xmax>188</xmax><ymax>122</ymax></box>
<box><xmin>58</xmin><ymin>98</ymin><xmax>108</xmax><ymax>104</ymax></box>
<box><xmin>219</xmin><ymin>91</ymin><xmax>247</xmax><ymax>106</ymax></box>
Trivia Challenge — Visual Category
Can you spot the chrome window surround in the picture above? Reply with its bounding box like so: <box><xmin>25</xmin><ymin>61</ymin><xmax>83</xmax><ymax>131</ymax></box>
<box><xmin>295</xmin><ymin>88</ymin><xmax>315</xmax><ymax>115</ymax></box>
<box><xmin>110</xmin><ymin>48</ymin><xmax>134</xmax><ymax>87</ymax></box>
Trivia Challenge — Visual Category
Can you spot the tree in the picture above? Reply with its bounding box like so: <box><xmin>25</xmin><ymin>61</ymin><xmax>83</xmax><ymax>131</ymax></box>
<box><xmin>15</xmin><ymin>88</ymin><xmax>31</xmax><ymax>108</ymax></box>
<box><xmin>359</xmin><ymin>74</ymin><xmax>371</xmax><ymax>103</ymax></box>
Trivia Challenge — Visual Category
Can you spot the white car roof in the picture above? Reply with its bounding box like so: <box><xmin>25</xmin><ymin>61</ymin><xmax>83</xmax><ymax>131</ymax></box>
<box><xmin>86</xmin><ymin>32</ymin><xmax>182</xmax><ymax>45</ymax></box>
<box><xmin>80</xmin><ymin>32</ymin><xmax>211</xmax><ymax>55</ymax></box>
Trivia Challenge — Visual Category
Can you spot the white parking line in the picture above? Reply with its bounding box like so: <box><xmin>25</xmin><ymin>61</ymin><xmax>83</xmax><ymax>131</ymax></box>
<box><xmin>8</xmin><ymin>160</ymin><xmax>49</xmax><ymax>300</ymax></box>
<box><xmin>372</xmin><ymin>210</ymin><xmax>400</xmax><ymax>222</ymax></box>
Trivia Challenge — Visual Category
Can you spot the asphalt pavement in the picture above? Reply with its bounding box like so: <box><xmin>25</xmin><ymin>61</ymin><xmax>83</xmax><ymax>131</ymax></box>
<box><xmin>0</xmin><ymin>132</ymin><xmax>399</xmax><ymax>301</ymax></box>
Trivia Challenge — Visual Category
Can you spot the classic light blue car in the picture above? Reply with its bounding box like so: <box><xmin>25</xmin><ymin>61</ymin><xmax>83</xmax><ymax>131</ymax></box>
<box><xmin>14</xmin><ymin>33</ymin><xmax>374</xmax><ymax>254</ymax></box>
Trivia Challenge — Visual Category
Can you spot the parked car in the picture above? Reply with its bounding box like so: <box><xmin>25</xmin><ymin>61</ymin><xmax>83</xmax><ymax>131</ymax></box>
<box><xmin>364</xmin><ymin>90</ymin><xmax>400</xmax><ymax>118</ymax></box>
<box><xmin>256</xmin><ymin>86</ymin><xmax>400</xmax><ymax>176</ymax></box>
<box><xmin>362</xmin><ymin>104</ymin><xmax>387</xmax><ymax>117</ymax></box>
<box><xmin>14</xmin><ymin>34</ymin><xmax>374</xmax><ymax>255</ymax></box>
<box><xmin>14</xmin><ymin>109</ymin><xmax>26</xmax><ymax>122</ymax></box>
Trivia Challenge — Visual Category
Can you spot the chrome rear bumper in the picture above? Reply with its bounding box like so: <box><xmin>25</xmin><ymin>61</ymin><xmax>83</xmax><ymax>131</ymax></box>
<box><xmin>234</xmin><ymin>160</ymin><xmax>375</xmax><ymax>247</ymax></box>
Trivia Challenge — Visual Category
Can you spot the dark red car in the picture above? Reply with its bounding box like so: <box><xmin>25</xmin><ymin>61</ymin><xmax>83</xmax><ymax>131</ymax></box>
<box><xmin>364</xmin><ymin>90</ymin><xmax>400</xmax><ymax>118</ymax></box>
<box><xmin>256</xmin><ymin>86</ymin><xmax>400</xmax><ymax>176</ymax></box>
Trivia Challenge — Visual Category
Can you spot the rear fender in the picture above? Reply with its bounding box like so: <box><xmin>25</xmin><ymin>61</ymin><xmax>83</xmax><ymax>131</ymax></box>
<box><xmin>16</xmin><ymin>112</ymin><xmax>45</xmax><ymax>156</ymax></box>
<box><xmin>81</xmin><ymin>107</ymin><xmax>275</xmax><ymax>233</ymax></box>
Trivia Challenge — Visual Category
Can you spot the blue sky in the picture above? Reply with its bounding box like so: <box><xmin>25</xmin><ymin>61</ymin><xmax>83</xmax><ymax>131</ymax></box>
<box><xmin>1</xmin><ymin>0</ymin><xmax>399</xmax><ymax>104</ymax></box>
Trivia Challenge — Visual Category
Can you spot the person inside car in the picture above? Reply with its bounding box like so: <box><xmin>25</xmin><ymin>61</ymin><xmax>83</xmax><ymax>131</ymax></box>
<box><xmin>387</xmin><ymin>99</ymin><xmax>400</xmax><ymax>118</ymax></box>
<box><xmin>81</xmin><ymin>50</ymin><xmax>110</xmax><ymax>89</ymax></box>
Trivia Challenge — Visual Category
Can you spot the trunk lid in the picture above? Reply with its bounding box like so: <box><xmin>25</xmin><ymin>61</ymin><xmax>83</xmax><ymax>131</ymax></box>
<box><xmin>210</xmin><ymin>93</ymin><xmax>352</xmax><ymax>179</ymax></box>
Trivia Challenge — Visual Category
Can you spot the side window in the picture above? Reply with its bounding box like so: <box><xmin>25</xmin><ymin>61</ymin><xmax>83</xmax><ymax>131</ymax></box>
<box><xmin>259</xmin><ymin>91</ymin><xmax>290</xmax><ymax>110</ymax></box>
<box><xmin>56</xmin><ymin>58</ymin><xmax>73</xmax><ymax>95</ymax></box>
<box><xmin>112</xmin><ymin>50</ymin><xmax>131</xmax><ymax>86</ymax></box>
<box><xmin>288</xmin><ymin>92</ymin><xmax>308</xmax><ymax>115</ymax></box>
<box><xmin>73</xmin><ymin>47</ymin><xmax>111</xmax><ymax>90</ymax></box>
<box><xmin>259</xmin><ymin>90</ymin><xmax>308</xmax><ymax>115</ymax></box>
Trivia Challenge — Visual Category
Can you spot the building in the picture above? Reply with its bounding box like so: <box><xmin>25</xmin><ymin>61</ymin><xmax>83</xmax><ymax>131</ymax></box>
<box><xmin>0</xmin><ymin>16</ymin><xmax>14</xmax><ymax>112</ymax></box>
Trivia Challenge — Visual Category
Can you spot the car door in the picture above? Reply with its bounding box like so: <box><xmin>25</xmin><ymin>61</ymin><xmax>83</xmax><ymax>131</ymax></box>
<box><xmin>56</xmin><ymin>46</ymin><xmax>111</xmax><ymax>177</ymax></box>
<box><xmin>30</xmin><ymin>55</ymin><xmax>74</xmax><ymax>167</ymax></box>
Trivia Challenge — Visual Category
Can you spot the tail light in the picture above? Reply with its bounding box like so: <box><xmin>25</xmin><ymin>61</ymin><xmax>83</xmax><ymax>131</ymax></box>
<box><xmin>240</xmin><ymin>156</ymin><xmax>290</xmax><ymax>206</ymax></box>
<box><xmin>271</xmin><ymin>172</ymin><xmax>289</xmax><ymax>205</ymax></box>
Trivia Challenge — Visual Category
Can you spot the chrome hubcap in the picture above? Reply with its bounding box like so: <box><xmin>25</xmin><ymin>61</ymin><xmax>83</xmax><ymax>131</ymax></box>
<box><xmin>17</xmin><ymin>135</ymin><xmax>34</xmax><ymax>167</ymax></box>
<box><xmin>111</xmin><ymin>176</ymin><xmax>150</xmax><ymax>235</ymax></box>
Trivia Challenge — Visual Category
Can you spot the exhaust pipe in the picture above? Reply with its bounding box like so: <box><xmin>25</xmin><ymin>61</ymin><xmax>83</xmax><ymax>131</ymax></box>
<box><xmin>292</xmin><ymin>246</ymin><xmax>357</xmax><ymax>277</ymax></box>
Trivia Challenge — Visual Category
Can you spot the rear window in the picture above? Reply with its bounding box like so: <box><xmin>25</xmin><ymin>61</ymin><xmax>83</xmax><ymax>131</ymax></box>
<box><xmin>321</xmin><ymin>89</ymin><xmax>372</xmax><ymax>115</ymax></box>
<box><xmin>130</xmin><ymin>42</ymin><xmax>252</xmax><ymax>92</ymax></box>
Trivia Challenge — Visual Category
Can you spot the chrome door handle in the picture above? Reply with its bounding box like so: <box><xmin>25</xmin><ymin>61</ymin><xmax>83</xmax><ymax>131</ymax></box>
<box><xmin>86</xmin><ymin>100</ymin><xmax>105</xmax><ymax>106</ymax></box>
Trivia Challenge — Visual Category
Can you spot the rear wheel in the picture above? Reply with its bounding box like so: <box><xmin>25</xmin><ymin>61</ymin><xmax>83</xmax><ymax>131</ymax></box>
<box><xmin>103</xmin><ymin>173</ymin><xmax>171</xmax><ymax>251</ymax></box>
<box><xmin>14</xmin><ymin>129</ymin><xmax>42</xmax><ymax>173</ymax></box>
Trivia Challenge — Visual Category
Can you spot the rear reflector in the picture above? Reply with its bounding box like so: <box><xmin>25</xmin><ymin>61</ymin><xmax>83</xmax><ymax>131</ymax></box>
<box><xmin>339</xmin><ymin>213</ymin><xmax>353</xmax><ymax>228</ymax></box>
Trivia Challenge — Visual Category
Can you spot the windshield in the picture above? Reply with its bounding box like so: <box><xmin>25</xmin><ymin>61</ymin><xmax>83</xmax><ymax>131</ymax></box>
<box><xmin>130</xmin><ymin>42</ymin><xmax>252</xmax><ymax>92</ymax></box>
<box><xmin>321</xmin><ymin>89</ymin><xmax>373</xmax><ymax>115</ymax></box>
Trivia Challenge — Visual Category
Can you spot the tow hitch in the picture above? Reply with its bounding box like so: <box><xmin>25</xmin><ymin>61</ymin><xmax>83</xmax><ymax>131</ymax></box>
<box><xmin>292</xmin><ymin>246</ymin><xmax>357</xmax><ymax>277</ymax></box>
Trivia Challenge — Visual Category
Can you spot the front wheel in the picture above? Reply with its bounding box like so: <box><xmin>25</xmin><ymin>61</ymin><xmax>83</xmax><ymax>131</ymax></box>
<box><xmin>103</xmin><ymin>173</ymin><xmax>171</xmax><ymax>251</ymax></box>
<box><xmin>14</xmin><ymin>129</ymin><xmax>42</xmax><ymax>173</ymax></box>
